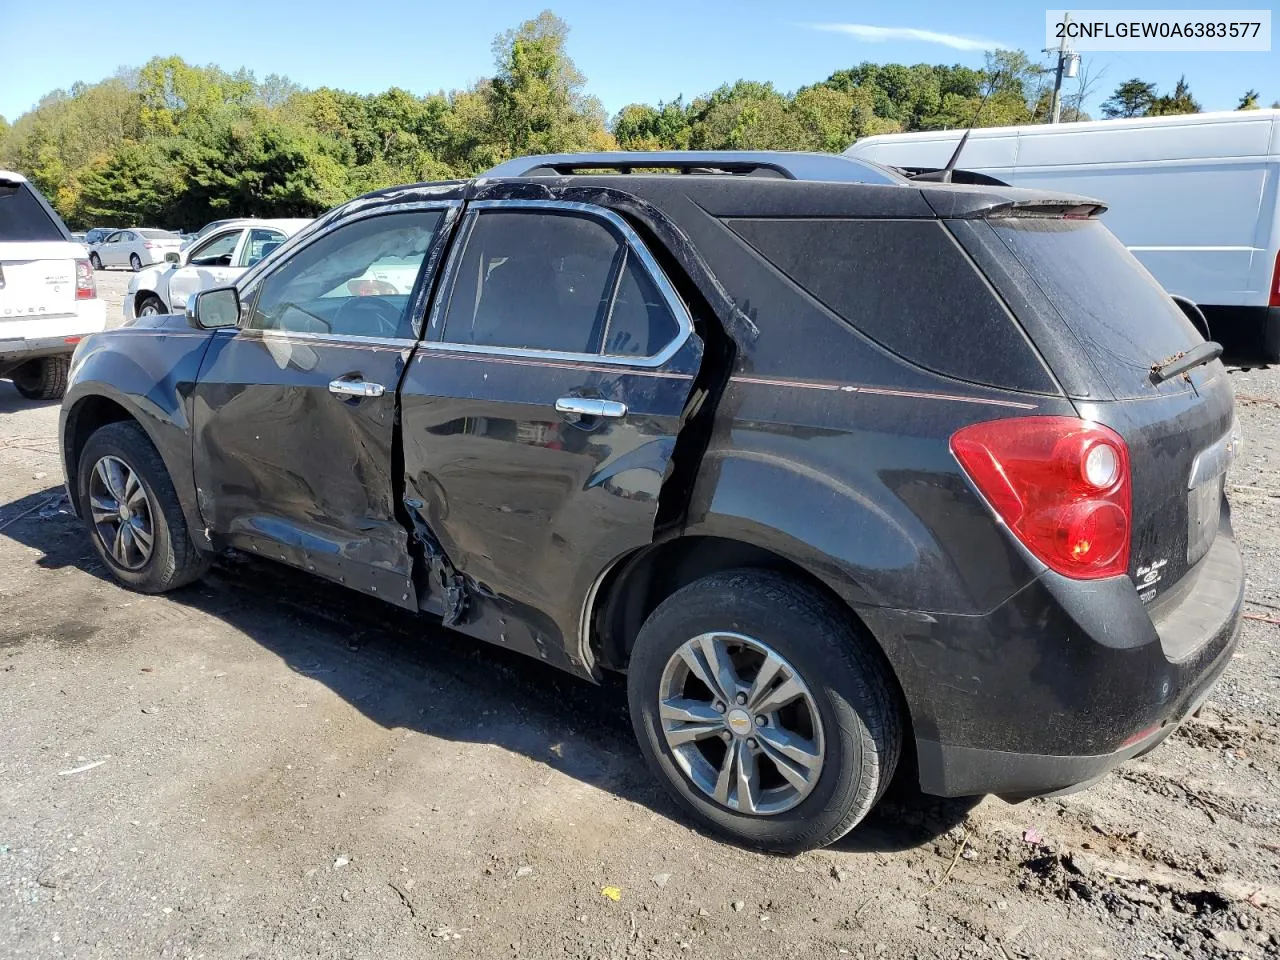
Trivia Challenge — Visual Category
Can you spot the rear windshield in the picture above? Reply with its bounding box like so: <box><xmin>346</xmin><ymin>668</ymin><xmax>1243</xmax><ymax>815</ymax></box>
<box><xmin>138</xmin><ymin>229</ymin><xmax>179</xmax><ymax>239</ymax></box>
<box><xmin>958</xmin><ymin>218</ymin><xmax>1203</xmax><ymax>400</ymax></box>
<box><xmin>0</xmin><ymin>182</ymin><xmax>66</xmax><ymax>242</ymax></box>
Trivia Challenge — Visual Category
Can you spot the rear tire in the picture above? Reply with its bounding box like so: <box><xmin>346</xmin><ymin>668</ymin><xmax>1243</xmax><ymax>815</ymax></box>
<box><xmin>89</xmin><ymin>252</ymin><xmax>102</xmax><ymax>270</ymax></box>
<box><xmin>627</xmin><ymin>569</ymin><xmax>903</xmax><ymax>852</ymax></box>
<box><xmin>12</xmin><ymin>356</ymin><xmax>70</xmax><ymax>400</ymax></box>
<box><xmin>75</xmin><ymin>421</ymin><xmax>209</xmax><ymax>593</ymax></box>
<box><xmin>129</xmin><ymin>253</ymin><xmax>142</xmax><ymax>272</ymax></box>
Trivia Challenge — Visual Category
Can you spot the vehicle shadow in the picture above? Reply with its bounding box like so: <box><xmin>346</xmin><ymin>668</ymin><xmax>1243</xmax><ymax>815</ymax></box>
<box><xmin>2</xmin><ymin>483</ymin><xmax>970</xmax><ymax>856</ymax></box>
<box><xmin>0</xmin><ymin>381</ymin><xmax>60</xmax><ymax>414</ymax></box>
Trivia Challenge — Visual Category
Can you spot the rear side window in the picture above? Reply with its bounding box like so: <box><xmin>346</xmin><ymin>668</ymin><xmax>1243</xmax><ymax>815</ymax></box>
<box><xmin>725</xmin><ymin>218</ymin><xmax>1055</xmax><ymax>393</ymax></box>
<box><xmin>0</xmin><ymin>182</ymin><xmax>65</xmax><ymax>242</ymax></box>
<box><xmin>979</xmin><ymin>218</ymin><xmax>1201</xmax><ymax>399</ymax></box>
<box><xmin>440</xmin><ymin>209</ymin><xmax>679</xmax><ymax>357</ymax></box>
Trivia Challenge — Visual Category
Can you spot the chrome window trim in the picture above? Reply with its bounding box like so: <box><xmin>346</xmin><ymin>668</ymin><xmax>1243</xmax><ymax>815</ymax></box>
<box><xmin>234</xmin><ymin>199</ymin><xmax>462</xmax><ymax>296</ymax></box>
<box><xmin>236</xmin><ymin>328</ymin><xmax>418</xmax><ymax>349</ymax></box>
<box><xmin>424</xmin><ymin>199</ymin><xmax>693</xmax><ymax>369</ymax></box>
<box><xmin>235</xmin><ymin>201</ymin><xmax>461</xmax><ymax>342</ymax></box>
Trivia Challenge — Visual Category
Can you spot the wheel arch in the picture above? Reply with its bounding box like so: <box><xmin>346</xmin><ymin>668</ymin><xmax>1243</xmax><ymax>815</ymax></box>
<box><xmin>61</xmin><ymin>390</ymin><xmax>205</xmax><ymax>548</ymax></box>
<box><xmin>588</xmin><ymin>532</ymin><xmax>919</xmax><ymax>782</ymax></box>
<box><xmin>133</xmin><ymin>288</ymin><xmax>168</xmax><ymax>316</ymax></box>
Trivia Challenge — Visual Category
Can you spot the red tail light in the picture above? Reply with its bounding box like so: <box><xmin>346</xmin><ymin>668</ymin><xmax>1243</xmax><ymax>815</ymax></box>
<box><xmin>74</xmin><ymin>259</ymin><xmax>96</xmax><ymax>300</ymax></box>
<box><xmin>1269</xmin><ymin>250</ymin><xmax>1280</xmax><ymax>308</ymax></box>
<box><xmin>950</xmin><ymin>416</ymin><xmax>1131</xmax><ymax>579</ymax></box>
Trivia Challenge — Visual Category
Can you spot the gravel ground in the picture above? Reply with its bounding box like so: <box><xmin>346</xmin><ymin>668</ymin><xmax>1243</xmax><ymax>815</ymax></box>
<box><xmin>1</xmin><ymin>271</ymin><xmax>1278</xmax><ymax>959</ymax></box>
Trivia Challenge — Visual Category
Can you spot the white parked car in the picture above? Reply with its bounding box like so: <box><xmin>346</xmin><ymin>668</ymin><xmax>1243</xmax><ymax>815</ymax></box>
<box><xmin>88</xmin><ymin>228</ymin><xmax>184</xmax><ymax>272</ymax></box>
<box><xmin>124</xmin><ymin>218</ymin><xmax>311</xmax><ymax>319</ymax></box>
<box><xmin>0</xmin><ymin>170</ymin><xmax>106</xmax><ymax>399</ymax></box>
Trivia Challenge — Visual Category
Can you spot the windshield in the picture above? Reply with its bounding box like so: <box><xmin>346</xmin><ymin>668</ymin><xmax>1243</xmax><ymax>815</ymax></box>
<box><xmin>0</xmin><ymin>182</ymin><xmax>66</xmax><ymax>242</ymax></box>
<box><xmin>139</xmin><ymin>229</ymin><xmax>179</xmax><ymax>239</ymax></box>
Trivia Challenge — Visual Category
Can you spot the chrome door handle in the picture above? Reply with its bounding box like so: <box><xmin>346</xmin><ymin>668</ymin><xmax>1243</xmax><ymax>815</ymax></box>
<box><xmin>328</xmin><ymin>378</ymin><xmax>385</xmax><ymax>398</ymax></box>
<box><xmin>555</xmin><ymin>397</ymin><xmax>627</xmax><ymax>419</ymax></box>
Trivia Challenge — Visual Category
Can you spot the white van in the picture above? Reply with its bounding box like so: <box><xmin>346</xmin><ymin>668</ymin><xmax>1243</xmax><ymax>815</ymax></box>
<box><xmin>845</xmin><ymin>110</ymin><xmax>1280</xmax><ymax>360</ymax></box>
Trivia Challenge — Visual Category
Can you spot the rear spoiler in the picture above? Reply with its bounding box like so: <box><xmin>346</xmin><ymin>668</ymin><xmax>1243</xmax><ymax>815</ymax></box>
<box><xmin>921</xmin><ymin>186</ymin><xmax>1107</xmax><ymax>220</ymax></box>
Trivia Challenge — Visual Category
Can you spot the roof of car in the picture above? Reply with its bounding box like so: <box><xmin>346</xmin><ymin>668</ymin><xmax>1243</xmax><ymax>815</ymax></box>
<box><xmin>0</xmin><ymin>169</ymin><xmax>28</xmax><ymax>184</ymax></box>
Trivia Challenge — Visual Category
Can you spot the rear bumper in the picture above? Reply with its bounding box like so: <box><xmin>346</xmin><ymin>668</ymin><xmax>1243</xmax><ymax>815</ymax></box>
<box><xmin>864</xmin><ymin>508</ymin><xmax>1244</xmax><ymax>800</ymax></box>
<box><xmin>0</xmin><ymin>331</ymin><xmax>94</xmax><ymax>376</ymax></box>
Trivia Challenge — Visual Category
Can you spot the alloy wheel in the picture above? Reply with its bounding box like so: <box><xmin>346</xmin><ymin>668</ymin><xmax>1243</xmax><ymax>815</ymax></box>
<box><xmin>88</xmin><ymin>455</ymin><xmax>155</xmax><ymax>570</ymax></box>
<box><xmin>658</xmin><ymin>631</ymin><xmax>825</xmax><ymax>816</ymax></box>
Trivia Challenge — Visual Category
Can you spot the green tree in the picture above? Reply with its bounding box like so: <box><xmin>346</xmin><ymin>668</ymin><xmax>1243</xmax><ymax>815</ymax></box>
<box><xmin>1238</xmin><ymin>89</ymin><xmax>1260</xmax><ymax>110</ymax></box>
<box><xmin>136</xmin><ymin>56</ymin><xmax>255</xmax><ymax>136</ymax></box>
<box><xmin>1101</xmin><ymin>79</ymin><xmax>1158</xmax><ymax>118</ymax></box>
<box><xmin>483</xmin><ymin>10</ymin><xmax>609</xmax><ymax>162</ymax></box>
<box><xmin>613</xmin><ymin>99</ymin><xmax>691</xmax><ymax>150</ymax></box>
<box><xmin>1149</xmin><ymin>76</ymin><xmax>1200</xmax><ymax>115</ymax></box>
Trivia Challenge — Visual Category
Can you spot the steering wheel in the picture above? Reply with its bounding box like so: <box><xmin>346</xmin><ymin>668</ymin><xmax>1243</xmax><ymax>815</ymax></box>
<box><xmin>332</xmin><ymin>295</ymin><xmax>402</xmax><ymax>339</ymax></box>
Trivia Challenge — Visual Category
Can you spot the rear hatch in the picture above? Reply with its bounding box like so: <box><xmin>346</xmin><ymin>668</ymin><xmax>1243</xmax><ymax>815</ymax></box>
<box><xmin>0</xmin><ymin>179</ymin><xmax>79</xmax><ymax>322</ymax></box>
<box><xmin>948</xmin><ymin>212</ymin><xmax>1235</xmax><ymax>602</ymax></box>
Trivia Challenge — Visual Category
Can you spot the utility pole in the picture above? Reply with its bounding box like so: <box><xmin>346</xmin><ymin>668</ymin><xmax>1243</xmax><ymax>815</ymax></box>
<box><xmin>1043</xmin><ymin>13</ymin><xmax>1080</xmax><ymax>123</ymax></box>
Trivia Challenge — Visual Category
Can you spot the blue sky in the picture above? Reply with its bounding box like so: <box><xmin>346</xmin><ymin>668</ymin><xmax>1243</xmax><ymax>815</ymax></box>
<box><xmin>1</xmin><ymin>0</ymin><xmax>1276</xmax><ymax>124</ymax></box>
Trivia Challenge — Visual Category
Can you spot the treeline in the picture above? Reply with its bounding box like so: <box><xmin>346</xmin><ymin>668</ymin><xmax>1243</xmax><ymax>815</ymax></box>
<box><xmin>0</xmin><ymin>10</ymin><xmax>1271</xmax><ymax>229</ymax></box>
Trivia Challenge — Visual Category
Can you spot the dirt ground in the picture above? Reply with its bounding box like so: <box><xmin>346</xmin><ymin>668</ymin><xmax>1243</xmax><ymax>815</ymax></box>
<box><xmin>1</xmin><ymin>271</ymin><xmax>1278</xmax><ymax>960</ymax></box>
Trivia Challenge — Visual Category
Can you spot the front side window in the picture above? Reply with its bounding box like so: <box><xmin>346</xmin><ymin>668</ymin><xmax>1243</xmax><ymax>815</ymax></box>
<box><xmin>189</xmin><ymin>230</ymin><xmax>242</xmax><ymax>267</ymax></box>
<box><xmin>239</xmin><ymin>228</ymin><xmax>286</xmax><ymax>267</ymax></box>
<box><xmin>246</xmin><ymin>210</ymin><xmax>442</xmax><ymax>340</ymax></box>
<box><xmin>440</xmin><ymin>209</ymin><xmax>679</xmax><ymax>357</ymax></box>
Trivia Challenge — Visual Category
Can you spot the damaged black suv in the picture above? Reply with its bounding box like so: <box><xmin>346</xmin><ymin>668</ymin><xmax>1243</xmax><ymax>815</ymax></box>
<box><xmin>60</xmin><ymin>152</ymin><xmax>1243</xmax><ymax>851</ymax></box>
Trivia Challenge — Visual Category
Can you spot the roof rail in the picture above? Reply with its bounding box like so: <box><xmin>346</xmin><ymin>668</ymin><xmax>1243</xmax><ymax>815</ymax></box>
<box><xmin>480</xmin><ymin>151</ymin><xmax>907</xmax><ymax>186</ymax></box>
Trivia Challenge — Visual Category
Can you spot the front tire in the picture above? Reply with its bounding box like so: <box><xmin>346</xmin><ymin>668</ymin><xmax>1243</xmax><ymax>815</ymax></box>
<box><xmin>129</xmin><ymin>253</ymin><xmax>142</xmax><ymax>272</ymax></box>
<box><xmin>89</xmin><ymin>252</ymin><xmax>102</xmax><ymax>270</ymax></box>
<box><xmin>12</xmin><ymin>356</ymin><xmax>70</xmax><ymax>400</ymax></box>
<box><xmin>627</xmin><ymin>569</ymin><xmax>903</xmax><ymax>852</ymax></box>
<box><xmin>76</xmin><ymin>421</ymin><xmax>209</xmax><ymax>593</ymax></box>
<box><xmin>137</xmin><ymin>294</ymin><xmax>167</xmax><ymax>317</ymax></box>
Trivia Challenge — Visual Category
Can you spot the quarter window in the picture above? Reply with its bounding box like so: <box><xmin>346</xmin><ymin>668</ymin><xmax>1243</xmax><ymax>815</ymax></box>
<box><xmin>238</xmin><ymin>228</ymin><xmax>286</xmax><ymax>268</ymax></box>
<box><xmin>440</xmin><ymin>209</ymin><xmax>679</xmax><ymax>357</ymax></box>
<box><xmin>246</xmin><ymin>211</ymin><xmax>442</xmax><ymax>340</ymax></box>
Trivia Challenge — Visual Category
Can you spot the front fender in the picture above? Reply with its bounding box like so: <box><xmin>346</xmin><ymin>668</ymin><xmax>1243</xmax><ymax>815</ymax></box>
<box><xmin>61</xmin><ymin>323</ymin><xmax>216</xmax><ymax>544</ymax></box>
<box><xmin>127</xmin><ymin>265</ymin><xmax>173</xmax><ymax>312</ymax></box>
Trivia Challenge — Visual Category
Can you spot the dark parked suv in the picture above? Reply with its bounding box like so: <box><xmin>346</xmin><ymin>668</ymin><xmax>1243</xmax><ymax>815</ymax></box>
<box><xmin>59</xmin><ymin>152</ymin><xmax>1243</xmax><ymax>851</ymax></box>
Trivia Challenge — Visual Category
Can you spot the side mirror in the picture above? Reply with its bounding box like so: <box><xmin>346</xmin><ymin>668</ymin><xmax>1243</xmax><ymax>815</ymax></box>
<box><xmin>164</xmin><ymin>251</ymin><xmax>181</xmax><ymax>265</ymax></box>
<box><xmin>187</xmin><ymin>286</ymin><xmax>241</xmax><ymax>330</ymax></box>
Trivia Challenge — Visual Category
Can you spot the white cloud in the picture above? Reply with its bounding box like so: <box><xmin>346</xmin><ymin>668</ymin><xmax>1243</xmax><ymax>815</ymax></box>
<box><xmin>807</xmin><ymin>22</ymin><xmax>1008</xmax><ymax>52</ymax></box>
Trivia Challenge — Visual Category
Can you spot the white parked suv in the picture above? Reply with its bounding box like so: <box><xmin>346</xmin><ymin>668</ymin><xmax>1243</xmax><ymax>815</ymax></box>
<box><xmin>0</xmin><ymin>171</ymin><xmax>106</xmax><ymax>400</ymax></box>
<box><xmin>125</xmin><ymin>218</ymin><xmax>311</xmax><ymax>319</ymax></box>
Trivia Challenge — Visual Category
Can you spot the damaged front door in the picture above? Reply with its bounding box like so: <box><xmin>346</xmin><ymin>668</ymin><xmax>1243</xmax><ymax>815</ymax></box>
<box><xmin>191</xmin><ymin>206</ymin><xmax>454</xmax><ymax>604</ymax></box>
<box><xmin>399</xmin><ymin>200</ymin><xmax>703</xmax><ymax>672</ymax></box>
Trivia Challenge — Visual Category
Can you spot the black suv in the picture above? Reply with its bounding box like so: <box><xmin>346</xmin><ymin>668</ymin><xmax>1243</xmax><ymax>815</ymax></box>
<box><xmin>59</xmin><ymin>152</ymin><xmax>1243</xmax><ymax>851</ymax></box>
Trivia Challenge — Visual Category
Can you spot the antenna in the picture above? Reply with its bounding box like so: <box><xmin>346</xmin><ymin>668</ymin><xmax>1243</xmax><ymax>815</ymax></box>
<box><xmin>909</xmin><ymin>70</ymin><xmax>1002</xmax><ymax>183</ymax></box>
